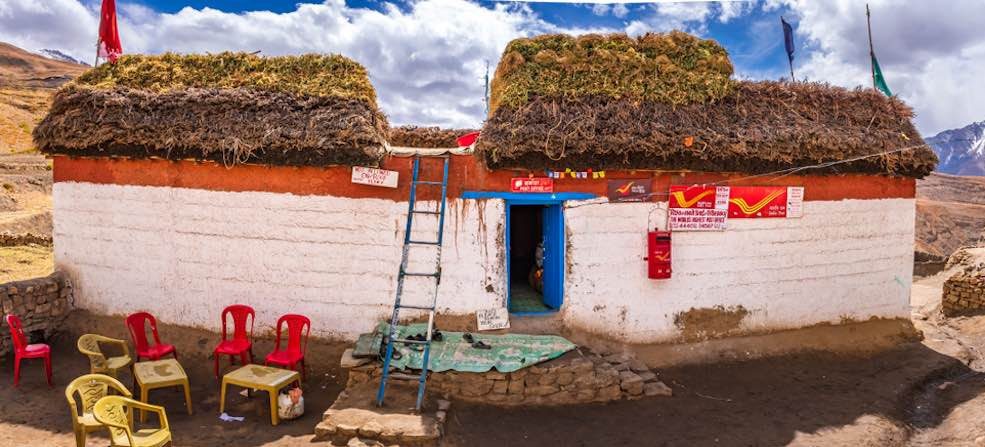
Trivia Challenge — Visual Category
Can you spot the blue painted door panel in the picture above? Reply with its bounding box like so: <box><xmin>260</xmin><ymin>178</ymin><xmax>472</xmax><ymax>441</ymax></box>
<box><xmin>541</xmin><ymin>205</ymin><xmax>564</xmax><ymax>309</ymax></box>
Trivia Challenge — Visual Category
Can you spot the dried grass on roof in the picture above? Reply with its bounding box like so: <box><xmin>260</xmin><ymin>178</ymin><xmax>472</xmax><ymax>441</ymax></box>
<box><xmin>35</xmin><ymin>53</ymin><xmax>389</xmax><ymax>167</ymax></box>
<box><xmin>478</xmin><ymin>81</ymin><xmax>937</xmax><ymax>177</ymax></box>
<box><xmin>389</xmin><ymin>126</ymin><xmax>478</xmax><ymax>148</ymax></box>
<box><xmin>74</xmin><ymin>52</ymin><xmax>378</xmax><ymax>106</ymax></box>
<box><xmin>490</xmin><ymin>31</ymin><xmax>733</xmax><ymax>113</ymax></box>
<box><xmin>35</xmin><ymin>86</ymin><xmax>388</xmax><ymax>167</ymax></box>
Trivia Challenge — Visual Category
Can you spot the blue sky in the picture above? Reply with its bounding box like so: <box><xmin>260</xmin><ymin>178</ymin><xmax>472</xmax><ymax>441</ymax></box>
<box><xmin>3</xmin><ymin>0</ymin><xmax>983</xmax><ymax>134</ymax></box>
<box><xmin>125</xmin><ymin>0</ymin><xmax>797</xmax><ymax>80</ymax></box>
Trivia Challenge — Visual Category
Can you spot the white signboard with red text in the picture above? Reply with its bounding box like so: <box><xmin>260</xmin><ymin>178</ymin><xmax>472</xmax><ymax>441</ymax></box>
<box><xmin>668</xmin><ymin>185</ymin><xmax>730</xmax><ymax>231</ymax></box>
<box><xmin>352</xmin><ymin>166</ymin><xmax>399</xmax><ymax>188</ymax></box>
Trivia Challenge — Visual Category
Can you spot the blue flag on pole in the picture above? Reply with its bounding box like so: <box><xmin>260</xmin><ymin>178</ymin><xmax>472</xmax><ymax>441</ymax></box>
<box><xmin>781</xmin><ymin>17</ymin><xmax>795</xmax><ymax>63</ymax></box>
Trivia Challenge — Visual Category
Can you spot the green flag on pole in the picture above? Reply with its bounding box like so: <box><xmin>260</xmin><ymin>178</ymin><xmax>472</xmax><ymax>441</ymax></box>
<box><xmin>871</xmin><ymin>54</ymin><xmax>892</xmax><ymax>96</ymax></box>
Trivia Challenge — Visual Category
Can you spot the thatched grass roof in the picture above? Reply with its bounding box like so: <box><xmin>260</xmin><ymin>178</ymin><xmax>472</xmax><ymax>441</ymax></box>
<box><xmin>479</xmin><ymin>32</ymin><xmax>937</xmax><ymax>178</ymax></box>
<box><xmin>34</xmin><ymin>53</ymin><xmax>389</xmax><ymax>167</ymax></box>
<box><xmin>389</xmin><ymin>126</ymin><xmax>478</xmax><ymax>148</ymax></box>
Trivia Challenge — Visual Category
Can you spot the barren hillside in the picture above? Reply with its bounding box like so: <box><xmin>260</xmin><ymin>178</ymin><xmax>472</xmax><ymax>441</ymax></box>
<box><xmin>915</xmin><ymin>172</ymin><xmax>985</xmax><ymax>263</ymax></box>
<box><xmin>0</xmin><ymin>42</ymin><xmax>86</xmax><ymax>154</ymax></box>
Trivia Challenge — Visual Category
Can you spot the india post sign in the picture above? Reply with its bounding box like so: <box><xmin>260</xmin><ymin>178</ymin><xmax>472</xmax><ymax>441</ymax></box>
<box><xmin>607</xmin><ymin>179</ymin><xmax>652</xmax><ymax>202</ymax></box>
<box><xmin>668</xmin><ymin>185</ymin><xmax>730</xmax><ymax>231</ymax></box>
<box><xmin>511</xmin><ymin>177</ymin><xmax>553</xmax><ymax>193</ymax></box>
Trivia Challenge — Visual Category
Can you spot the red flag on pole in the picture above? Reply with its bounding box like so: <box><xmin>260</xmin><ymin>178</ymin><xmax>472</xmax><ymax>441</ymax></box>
<box><xmin>97</xmin><ymin>0</ymin><xmax>122</xmax><ymax>63</ymax></box>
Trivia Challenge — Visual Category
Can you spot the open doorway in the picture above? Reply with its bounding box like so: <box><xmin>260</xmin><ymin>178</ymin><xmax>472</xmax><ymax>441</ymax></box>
<box><xmin>509</xmin><ymin>205</ymin><xmax>546</xmax><ymax>312</ymax></box>
<box><xmin>507</xmin><ymin>203</ymin><xmax>564</xmax><ymax>314</ymax></box>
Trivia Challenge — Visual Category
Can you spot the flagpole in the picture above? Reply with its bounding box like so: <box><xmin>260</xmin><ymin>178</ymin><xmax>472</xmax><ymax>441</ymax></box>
<box><xmin>94</xmin><ymin>40</ymin><xmax>100</xmax><ymax>67</ymax></box>
<box><xmin>866</xmin><ymin>4</ymin><xmax>876</xmax><ymax>89</ymax></box>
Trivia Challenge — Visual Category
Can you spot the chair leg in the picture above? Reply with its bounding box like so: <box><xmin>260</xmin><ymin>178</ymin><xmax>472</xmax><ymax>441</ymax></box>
<box><xmin>240</xmin><ymin>352</ymin><xmax>248</xmax><ymax>366</ymax></box>
<box><xmin>214</xmin><ymin>354</ymin><xmax>220</xmax><ymax>379</ymax></box>
<box><xmin>12</xmin><ymin>356</ymin><xmax>21</xmax><ymax>387</ymax></box>
<box><xmin>44</xmin><ymin>354</ymin><xmax>52</xmax><ymax>386</ymax></box>
<box><xmin>73</xmin><ymin>427</ymin><xmax>85</xmax><ymax>447</ymax></box>
<box><xmin>300</xmin><ymin>359</ymin><xmax>306</xmax><ymax>381</ymax></box>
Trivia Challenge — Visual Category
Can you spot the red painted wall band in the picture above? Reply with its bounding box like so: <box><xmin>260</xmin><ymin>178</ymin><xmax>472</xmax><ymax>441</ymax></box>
<box><xmin>52</xmin><ymin>156</ymin><xmax>915</xmax><ymax>202</ymax></box>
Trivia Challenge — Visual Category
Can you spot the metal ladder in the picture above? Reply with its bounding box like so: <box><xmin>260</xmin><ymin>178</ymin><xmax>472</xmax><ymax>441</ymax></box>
<box><xmin>376</xmin><ymin>155</ymin><xmax>450</xmax><ymax>410</ymax></box>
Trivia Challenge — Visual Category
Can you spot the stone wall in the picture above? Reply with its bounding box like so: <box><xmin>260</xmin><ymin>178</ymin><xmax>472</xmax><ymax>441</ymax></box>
<box><xmin>346</xmin><ymin>350</ymin><xmax>672</xmax><ymax>406</ymax></box>
<box><xmin>0</xmin><ymin>271</ymin><xmax>73</xmax><ymax>355</ymax></box>
<box><xmin>943</xmin><ymin>263</ymin><xmax>985</xmax><ymax>317</ymax></box>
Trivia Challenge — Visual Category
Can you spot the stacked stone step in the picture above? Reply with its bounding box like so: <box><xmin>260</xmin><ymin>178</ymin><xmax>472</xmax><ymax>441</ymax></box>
<box><xmin>0</xmin><ymin>272</ymin><xmax>72</xmax><ymax>355</ymax></box>
<box><xmin>943</xmin><ymin>262</ymin><xmax>985</xmax><ymax>317</ymax></box>
<box><xmin>342</xmin><ymin>347</ymin><xmax>672</xmax><ymax>406</ymax></box>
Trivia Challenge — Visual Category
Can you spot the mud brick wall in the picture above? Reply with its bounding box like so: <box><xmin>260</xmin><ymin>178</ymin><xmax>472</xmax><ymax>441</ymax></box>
<box><xmin>0</xmin><ymin>272</ymin><xmax>73</xmax><ymax>355</ymax></box>
<box><xmin>347</xmin><ymin>351</ymin><xmax>672</xmax><ymax>406</ymax></box>
<box><xmin>942</xmin><ymin>264</ymin><xmax>985</xmax><ymax>317</ymax></box>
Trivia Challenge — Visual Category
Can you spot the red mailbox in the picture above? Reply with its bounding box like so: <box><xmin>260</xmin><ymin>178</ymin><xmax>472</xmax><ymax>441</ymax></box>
<box><xmin>646</xmin><ymin>230</ymin><xmax>672</xmax><ymax>279</ymax></box>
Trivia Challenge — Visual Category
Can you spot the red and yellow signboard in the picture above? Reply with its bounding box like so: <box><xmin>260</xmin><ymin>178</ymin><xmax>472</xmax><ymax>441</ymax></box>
<box><xmin>727</xmin><ymin>186</ymin><xmax>804</xmax><ymax>218</ymax></box>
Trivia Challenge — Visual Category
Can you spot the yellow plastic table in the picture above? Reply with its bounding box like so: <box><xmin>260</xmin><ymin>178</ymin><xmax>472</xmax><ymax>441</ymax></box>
<box><xmin>220</xmin><ymin>364</ymin><xmax>301</xmax><ymax>426</ymax></box>
<box><xmin>133</xmin><ymin>359</ymin><xmax>193</xmax><ymax>422</ymax></box>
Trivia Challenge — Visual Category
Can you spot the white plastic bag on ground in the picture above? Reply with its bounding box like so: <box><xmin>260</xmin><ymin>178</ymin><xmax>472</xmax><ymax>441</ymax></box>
<box><xmin>278</xmin><ymin>388</ymin><xmax>304</xmax><ymax>420</ymax></box>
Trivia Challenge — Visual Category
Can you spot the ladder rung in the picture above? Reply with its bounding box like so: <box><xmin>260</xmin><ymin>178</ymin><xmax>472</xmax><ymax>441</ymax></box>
<box><xmin>402</xmin><ymin>271</ymin><xmax>439</xmax><ymax>277</ymax></box>
<box><xmin>408</xmin><ymin>240</ymin><xmax>440</xmax><ymax>246</ymax></box>
<box><xmin>410</xmin><ymin>210</ymin><xmax>440</xmax><ymax>215</ymax></box>
<box><xmin>398</xmin><ymin>304</ymin><xmax>435</xmax><ymax>311</ymax></box>
<box><xmin>414</xmin><ymin>181</ymin><xmax>444</xmax><ymax>185</ymax></box>
<box><xmin>395</xmin><ymin>338</ymin><xmax>430</xmax><ymax>345</ymax></box>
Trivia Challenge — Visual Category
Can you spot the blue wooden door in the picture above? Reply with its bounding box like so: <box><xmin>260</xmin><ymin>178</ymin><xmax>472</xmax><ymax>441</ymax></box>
<box><xmin>541</xmin><ymin>204</ymin><xmax>564</xmax><ymax>309</ymax></box>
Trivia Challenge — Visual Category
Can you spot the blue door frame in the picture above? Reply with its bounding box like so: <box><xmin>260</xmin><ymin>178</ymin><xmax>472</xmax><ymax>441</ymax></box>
<box><xmin>462</xmin><ymin>191</ymin><xmax>595</xmax><ymax>316</ymax></box>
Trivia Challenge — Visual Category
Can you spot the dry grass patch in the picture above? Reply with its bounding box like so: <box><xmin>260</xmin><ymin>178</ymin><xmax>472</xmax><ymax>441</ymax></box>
<box><xmin>0</xmin><ymin>245</ymin><xmax>53</xmax><ymax>283</ymax></box>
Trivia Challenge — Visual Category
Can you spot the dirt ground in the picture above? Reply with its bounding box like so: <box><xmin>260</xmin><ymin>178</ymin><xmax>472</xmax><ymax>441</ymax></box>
<box><xmin>0</xmin><ymin>300</ymin><xmax>983</xmax><ymax>447</ymax></box>
<box><xmin>0</xmin><ymin>311</ymin><xmax>350</xmax><ymax>447</ymax></box>
<box><xmin>0</xmin><ymin>153</ymin><xmax>53</xmax><ymax>283</ymax></box>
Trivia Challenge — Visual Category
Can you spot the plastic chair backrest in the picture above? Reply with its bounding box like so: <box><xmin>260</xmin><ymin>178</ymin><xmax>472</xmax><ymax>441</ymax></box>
<box><xmin>5</xmin><ymin>314</ymin><xmax>27</xmax><ymax>352</ymax></box>
<box><xmin>92</xmin><ymin>395</ymin><xmax>136</xmax><ymax>446</ymax></box>
<box><xmin>274</xmin><ymin>314</ymin><xmax>310</xmax><ymax>354</ymax></box>
<box><xmin>77</xmin><ymin>334</ymin><xmax>108</xmax><ymax>370</ymax></box>
<box><xmin>125</xmin><ymin>312</ymin><xmax>162</xmax><ymax>352</ymax></box>
<box><xmin>221</xmin><ymin>305</ymin><xmax>255</xmax><ymax>342</ymax></box>
<box><xmin>65</xmin><ymin>374</ymin><xmax>131</xmax><ymax>419</ymax></box>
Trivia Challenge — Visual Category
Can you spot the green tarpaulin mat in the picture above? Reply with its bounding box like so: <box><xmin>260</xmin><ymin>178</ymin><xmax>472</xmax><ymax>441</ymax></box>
<box><xmin>357</xmin><ymin>322</ymin><xmax>576</xmax><ymax>373</ymax></box>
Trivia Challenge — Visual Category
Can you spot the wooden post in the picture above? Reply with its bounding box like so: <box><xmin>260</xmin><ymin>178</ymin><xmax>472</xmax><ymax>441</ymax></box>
<box><xmin>866</xmin><ymin>4</ymin><xmax>876</xmax><ymax>89</ymax></box>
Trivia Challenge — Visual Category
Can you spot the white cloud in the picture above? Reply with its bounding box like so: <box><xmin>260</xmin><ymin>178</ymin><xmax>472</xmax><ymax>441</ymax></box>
<box><xmin>0</xmin><ymin>0</ymin><xmax>580</xmax><ymax>128</ymax></box>
<box><xmin>777</xmin><ymin>0</ymin><xmax>985</xmax><ymax>134</ymax></box>
<box><xmin>591</xmin><ymin>3</ymin><xmax>630</xmax><ymax>18</ymax></box>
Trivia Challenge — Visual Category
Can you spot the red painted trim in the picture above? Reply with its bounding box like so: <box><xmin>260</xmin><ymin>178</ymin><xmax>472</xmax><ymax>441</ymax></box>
<box><xmin>52</xmin><ymin>156</ymin><xmax>915</xmax><ymax>202</ymax></box>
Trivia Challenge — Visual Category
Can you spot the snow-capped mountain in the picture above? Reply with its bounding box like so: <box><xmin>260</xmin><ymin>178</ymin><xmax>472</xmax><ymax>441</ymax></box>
<box><xmin>927</xmin><ymin>121</ymin><xmax>985</xmax><ymax>176</ymax></box>
<box><xmin>36</xmin><ymin>49</ymin><xmax>89</xmax><ymax>67</ymax></box>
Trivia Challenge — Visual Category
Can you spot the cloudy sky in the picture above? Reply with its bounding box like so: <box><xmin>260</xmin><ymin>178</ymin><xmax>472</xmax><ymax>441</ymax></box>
<box><xmin>1</xmin><ymin>0</ymin><xmax>982</xmax><ymax>135</ymax></box>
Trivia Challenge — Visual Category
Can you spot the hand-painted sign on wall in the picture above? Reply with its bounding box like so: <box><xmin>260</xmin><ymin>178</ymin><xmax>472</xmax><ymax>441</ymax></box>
<box><xmin>668</xmin><ymin>185</ymin><xmax>730</xmax><ymax>231</ymax></box>
<box><xmin>728</xmin><ymin>186</ymin><xmax>805</xmax><ymax>218</ymax></box>
<box><xmin>511</xmin><ymin>177</ymin><xmax>553</xmax><ymax>193</ymax></box>
<box><xmin>351</xmin><ymin>166</ymin><xmax>399</xmax><ymax>188</ymax></box>
<box><xmin>476</xmin><ymin>307</ymin><xmax>510</xmax><ymax>331</ymax></box>
<box><xmin>607</xmin><ymin>179</ymin><xmax>652</xmax><ymax>202</ymax></box>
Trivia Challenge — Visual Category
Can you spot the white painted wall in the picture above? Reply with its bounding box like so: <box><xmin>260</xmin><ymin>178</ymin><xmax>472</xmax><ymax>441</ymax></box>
<box><xmin>53</xmin><ymin>182</ymin><xmax>505</xmax><ymax>339</ymax></box>
<box><xmin>54</xmin><ymin>181</ymin><xmax>914</xmax><ymax>344</ymax></box>
<box><xmin>561</xmin><ymin>198</ymin><xmax>915</xmax><ymax>343</ymax></box>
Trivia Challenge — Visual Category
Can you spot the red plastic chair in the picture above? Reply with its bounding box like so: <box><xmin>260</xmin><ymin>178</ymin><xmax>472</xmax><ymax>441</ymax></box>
<box><xmin>264</xmin><ymin>314</ymin><xmax>310</xmax><ymax>380</ymax></box>
<box><xmin>213</xmin><ymin>304</ymin><xmax>255</xmax><ymax>378</ymax></box>
<box><xmin>125</xmin><ymin>312</ymin><xmax>176</xmax><ymax>361</ymax></box>
<box><xmin>5</xmin><ymin>314</ymin><xmax>52</xmax><ymax>387</ymax></box>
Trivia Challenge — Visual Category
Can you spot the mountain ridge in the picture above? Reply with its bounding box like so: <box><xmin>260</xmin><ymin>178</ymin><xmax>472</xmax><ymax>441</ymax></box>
<box><xmin>926</xmin><ymin>121</ymin><xmax>985</xmax><ymax>176</ymax></box>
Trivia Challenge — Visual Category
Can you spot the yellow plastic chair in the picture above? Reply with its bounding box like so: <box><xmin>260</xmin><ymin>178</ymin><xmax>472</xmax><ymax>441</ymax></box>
<box><xmin>65</xmin><ymin>374</ymin><xmax>133</xmax><ymax>447</ymax></box>
<box><xmin>93</xmin><ymin>395</ymin><xmax>172</xmax><ymax>447</ymax></box>
<box><xmin>78</xmin><ymin>334</ymin><xmax>134</xmax><ymax>378</ymax></box>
